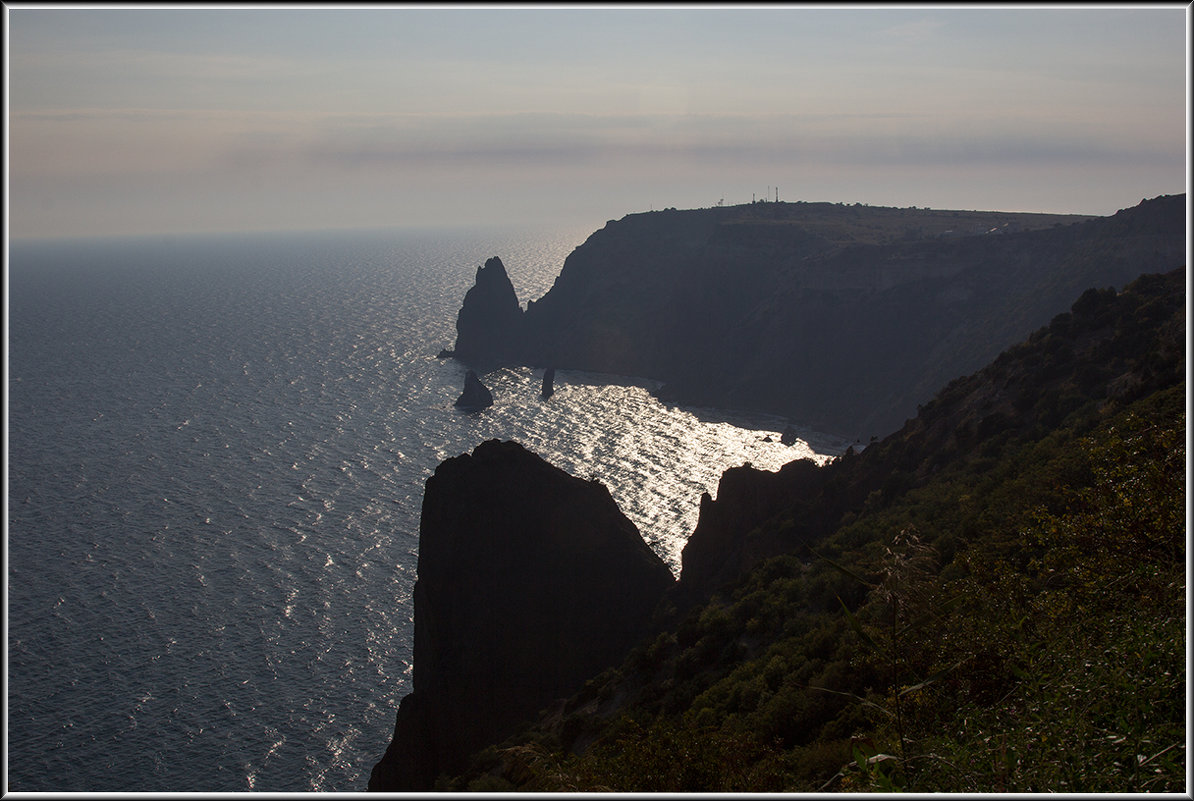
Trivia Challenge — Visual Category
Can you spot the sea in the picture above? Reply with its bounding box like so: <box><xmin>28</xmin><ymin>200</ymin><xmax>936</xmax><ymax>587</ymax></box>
<box><xmin>6</xmin><ymin>223</ymin><xmax>851</xmax><ymax>792</ymax></box>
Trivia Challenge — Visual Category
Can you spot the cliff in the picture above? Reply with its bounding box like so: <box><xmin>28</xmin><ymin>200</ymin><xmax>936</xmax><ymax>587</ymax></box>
<box><xmin>368</xmin><ymin>439</ymin><xmax>674</xmax><ymax>791</ymax></box>
<box><xmin>449</xmin><ymin>195</ymin><xmax>1185</xmax><ymax>437</ymax></box>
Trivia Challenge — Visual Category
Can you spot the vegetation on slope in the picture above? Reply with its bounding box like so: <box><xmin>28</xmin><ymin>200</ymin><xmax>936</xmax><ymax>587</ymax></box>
<box><xmin>442</xmin><ymin>269</ymin><xmax>1186</xmax><ymax>793</ymax></box>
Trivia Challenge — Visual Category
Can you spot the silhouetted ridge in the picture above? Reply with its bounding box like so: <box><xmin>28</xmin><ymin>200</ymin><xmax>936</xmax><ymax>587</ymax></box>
<box><xmin>446</xmin><ymin>195</ymin><xmax>1184</xmax><ymax>437</ymax></box>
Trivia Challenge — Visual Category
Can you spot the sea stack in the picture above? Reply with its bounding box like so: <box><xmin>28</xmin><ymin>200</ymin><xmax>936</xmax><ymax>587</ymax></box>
<box><xmin>368</xmin><ymin>440</ymin><xmax>674</xmax><ymax>791</ymax></box>
<box><xmin>452</xmin><ymin>256</ymin><xmax>525</xmax><ymax>371</ymax></box>
<box><xmin>454</xmin><ymin>370</ymin><xmax>494</xmax><ymax>410</ymax></box>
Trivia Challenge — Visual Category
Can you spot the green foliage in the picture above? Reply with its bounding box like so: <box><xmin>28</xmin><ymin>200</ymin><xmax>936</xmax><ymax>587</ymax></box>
<box><xmin>850</xmin><ymin>385</ymin><xmax>1187</xmax><ymax>792</ymax></box>
<box><xmin>571</xmin><ymin>716</ymin><xmax>797</xmax><ymax>792</ymax></box>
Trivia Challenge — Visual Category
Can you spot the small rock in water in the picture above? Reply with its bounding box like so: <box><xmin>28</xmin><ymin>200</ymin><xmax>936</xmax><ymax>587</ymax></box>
<box><xmin>541</xmin><ymin>367</ymin><xmax>556</xmax><ymax>399</ymax></box>
<box><xmin>780</xmin><ymin>425</ymin><xmax>798</xmax><ymax>446</ymax></box>
<box><xmin>455</xmin><ymin>370</ymin><xmax>494</xmax><ymax>410</ymax></box>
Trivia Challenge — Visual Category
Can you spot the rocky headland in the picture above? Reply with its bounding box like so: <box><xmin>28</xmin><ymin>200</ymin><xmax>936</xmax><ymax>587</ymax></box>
<box><xmin>449</xmin><ymin>195</ymin><xmax>1184</xmax><ymax>438</ymax></box>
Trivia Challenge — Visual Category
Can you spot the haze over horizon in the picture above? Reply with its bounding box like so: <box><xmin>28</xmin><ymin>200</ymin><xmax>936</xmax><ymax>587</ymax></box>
<box><xmin>7</xmin><ymin>4</ymin><xmax>1189</xmax><ymax>241</ymax></box>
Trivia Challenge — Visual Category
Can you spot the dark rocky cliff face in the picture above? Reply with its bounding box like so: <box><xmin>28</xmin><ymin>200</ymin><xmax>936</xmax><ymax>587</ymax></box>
<box><xmin>674</xmin><ymin>268</ymin><xmax>1187</xmax><ymax>602</ymax></box>
<box><xmin>452</xmin><ymin>196</ymin><xmax>1185</xmax><ymax>438</ymax></box>
<box><xmin>368</xmin><ymin>440</ymin><xmax>674</xmax><ymax>791</ymax></box>
<box><xmin>677</xmin><ymin>459</ymin><xmax>826</xmax><ymax>606</ymax></box>
<box><xmin>684</xmin><ymin>195</ymin><xmax>1187</xmax><ymax>438</ymax></box>
<box><xmin>453</xmin><ymin>256</ymin><xmax>525</xmax><ymax>371</ymax></box>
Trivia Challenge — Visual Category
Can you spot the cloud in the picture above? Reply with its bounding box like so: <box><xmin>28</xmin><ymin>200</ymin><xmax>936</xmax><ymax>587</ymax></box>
<box><xmin>283</xmin><ymin>110</ymin><xmax>1177</xmax><ymax>173</ymax></box>
<box><xmin>8</xmin><ymin>96</ymin><xmax>1183</xmax><ymax>241</ymax></box>
<box><xmin>873</xmin><ymin>17</ymin><xmax>948</xmax><ymax>44</ymax></box>
<box><xmin>11</xmin><ymin>106</ymin><xmax>1178</xmax><ymax>187</ymax></box>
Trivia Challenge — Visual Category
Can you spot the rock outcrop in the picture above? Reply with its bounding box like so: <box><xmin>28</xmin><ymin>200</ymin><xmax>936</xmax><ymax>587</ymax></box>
<box><xmin>454</xmin><ymin>369</ymin><xmax>494</xmax><ymax>410</ymax></box>
<box><xmin>541</xmin><ymin>367</ymin><xmax>556</xmax><ymax>399</ymax></box>
<box><xmin>677</xmin><ymin>458</ymin><xmax>827</xmax><ymax>605</ymax></box>
<box><xmin>780</xmin><ymin>425</ymin><xmax>798</xmax><ymax>446</ymax></box>
<box><xmin>452</xmin><ymin>256</ymin><xmax>525</xmax><ymax>371</ymax></box>
<box><xmin>369</xmin><ymin>440</ymin><xmax>675</xmax><ymax>791</ymax></box>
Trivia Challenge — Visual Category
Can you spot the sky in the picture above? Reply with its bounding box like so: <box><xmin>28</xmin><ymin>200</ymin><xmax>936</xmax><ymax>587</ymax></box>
<box><xmin>5</xmin><ymin>4</ymin><xmax>1189</xmax><ymax>240</ymax></box>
